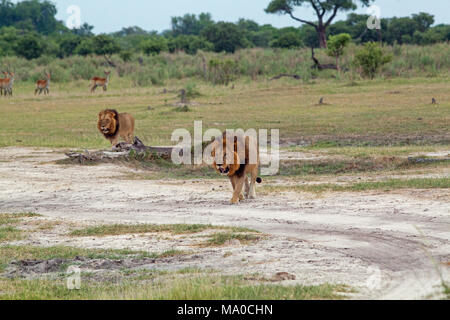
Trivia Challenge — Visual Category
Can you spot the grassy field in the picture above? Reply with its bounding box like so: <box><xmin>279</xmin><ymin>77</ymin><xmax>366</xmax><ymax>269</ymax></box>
<box><xmin>0</xmin><ymin>76</ymin><xmax>449</xmax><ymax>148</ymax></box>
<box><xmin>0</xmin><ymin>275</ymin><xmax>346</xmax><ymax>300</ymax></box>
<box><xmin>0</xmin><ymin>213</ymin><xmax>346</xmax><ymax>300</ymax></box>
<box><xmin>0</xmin><ymin>73</ymin><xmax>449</xmax><ymax>300</ymax></box>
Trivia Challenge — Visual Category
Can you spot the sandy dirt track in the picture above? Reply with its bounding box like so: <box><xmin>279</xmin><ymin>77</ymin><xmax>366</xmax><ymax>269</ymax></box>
<box><xmin>0</xmin><ymin>147</ymin><xmax>449</xmax><ymax>299</ymax></box>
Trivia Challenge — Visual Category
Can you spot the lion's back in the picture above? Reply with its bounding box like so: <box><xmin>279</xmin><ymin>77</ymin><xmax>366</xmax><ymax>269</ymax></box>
<box><xmin>118</xmin><ymin>113</ymin><xmax>135</xmax><ymax>136</ymax></box>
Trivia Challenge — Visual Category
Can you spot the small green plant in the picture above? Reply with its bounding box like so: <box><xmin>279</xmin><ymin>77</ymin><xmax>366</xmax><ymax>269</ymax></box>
<box><xmin>140</xmin><ymin>37</ymin><xmax>168</xmax><ymax>56</ymax></box>
<box><xmin>208</xmin><ymin>58</ymin><xmax>236</xmax><ymax>85</ymax></box>
<box><xmin>185</xmin><ymin>82</ymin><xmax>201</xmax><ymax>99</ymax></box>
<box><xmin>326</xmin><ymin>33</ymin><xmax>352</xmax><ymax>72</ymax></box>
<box><xmin>354</xmin><ymin>42</ymin><xmax>393</xmax><ymax>79</ymax></box>
<box><xmin>119</xmin><ymin>50</ymin><xmax>133</xmax><ymax>62</ymax></box>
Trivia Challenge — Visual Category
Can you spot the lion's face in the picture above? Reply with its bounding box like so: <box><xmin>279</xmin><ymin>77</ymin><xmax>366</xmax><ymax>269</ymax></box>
<box><xmin>97</xmin><ymin>110</ymin><xmax>117</xmax><ymax>136</ymax></box>
<box><xmin>212</xmin><ymin>143</ymin><xmax>240</xmax><ymax>177</ymax></box>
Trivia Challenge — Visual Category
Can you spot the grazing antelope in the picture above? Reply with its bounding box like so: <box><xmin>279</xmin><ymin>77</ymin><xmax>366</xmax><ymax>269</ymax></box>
<box><xmin>0</xmin><ymin>71</ymin><xmax>9</xmax><ymax>96</ymax></box>
<box><xmin>35</xmin><ymin>72</ymin><xmax>51</xmax><ymax>95</ymax></box>
<box><xmin>0</xmin><ymin>71</ymin><xmax>14</xmax><ymax>97</ymax></box>
<box><xmin>0</xmin><ymin>72</ymin><xmax>6</xmax><ymax>96</ymax></box>
<box><xmin>90</xmin><ymin>71</ymin><xmax>111</xmax><ymax>93</ymax></box>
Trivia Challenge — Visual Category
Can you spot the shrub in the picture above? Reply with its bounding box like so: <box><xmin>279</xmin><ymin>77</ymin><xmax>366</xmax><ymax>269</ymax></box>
<box><xmin>354</xmin><ymin>42</ymin><xmax>393</xmax><ymax>79</ymax></box>
<box><xmin>326</xmin><ymin>33</ymin><xmax>352</xmax><ymax>71</ymax></box>
<box><xmin>141</xmin><ymin>37</ymin><xmax>168</xmax><ymax>56</ymax></box>
<box><xmin>91</xmin><ymin>35</ymin><xmax>121</xmax><ymax>56</ymax></box>
<box><xmin>119</xmin><ymin>50</ymin><xmax>133</xmax><ymax>62</ymax></box>
<box><xmin>14</xmin><ymin>34</ymin><xmax>44</xmax><ymax>60</ymax></box>
<box><xmin>208</xmin><ymin>58</ymin><xmax>236</xmax><ymax>85</ymax></box>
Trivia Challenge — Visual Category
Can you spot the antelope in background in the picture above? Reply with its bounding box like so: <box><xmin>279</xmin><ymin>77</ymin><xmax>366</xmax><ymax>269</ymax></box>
<box><xmin>90</xmin><ymin>71</ymin><xmax>111</xmax><ymax>93</ymax></box>
<box><xmin>35</xmin><ymin>71</ymin><xmax>51</xmax><ymax>95</ymax></box>
<box><xmin>0</xmin><ymin>72</ymin><xmax>7</xmax><ymax>96</ymax></box>
<box><xmin>0</xmin><ymin>70</ymin><xmax>14</xmax><ymax>97</ymax></box>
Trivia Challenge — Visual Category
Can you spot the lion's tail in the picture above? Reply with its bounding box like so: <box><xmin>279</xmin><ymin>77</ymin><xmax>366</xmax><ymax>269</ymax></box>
<box><xmin>256</xmin><ymin>177</ymin><xmax>262</xmax><ymax>184</ymax></box>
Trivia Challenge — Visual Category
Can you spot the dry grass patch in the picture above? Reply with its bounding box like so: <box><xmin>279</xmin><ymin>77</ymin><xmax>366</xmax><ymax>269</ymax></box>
<box><xmin>0</xmin><ymin>245</ymin><xmax>185</xmax><ymax>273</ymax></box>
<box><xmin>69</xmin><ymin>223</ymin><xmax>257</xmax><ymax>237</ymax></box>
<box><xmin>201</xmin><ymin>232</ymin><xmax>265</xmax><ymax>247</ymax></box>
<box><xmin>261</xmin><ymin>177</ymin><xmax>450</xmax><ymax>194</ymax></box>
<box><xmin>0</xmin><ymin>275</ymin><xmax>347</xmax><ymax>300</ymax></box>
<box><xmin>0</xmin><ymin>213</ymin><xmax>42</xmax><ymax>243</ymax></box>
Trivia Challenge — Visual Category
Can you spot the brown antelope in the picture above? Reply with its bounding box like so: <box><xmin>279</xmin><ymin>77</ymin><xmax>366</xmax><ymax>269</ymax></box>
<box><xmin>35</xmin><ymin>72</ymin><xmax>51</xmax><ymax>95</ymax></box>
<box><xmin>0</xmin><ymin>71</ymin><xmax>14</xmax><ymax>97</ymax></box>
<box><xmin>5</xmin><ymin>71</ymin><xmax>15</xmax><ymax>96</ymax></box>
<box><xmin>0</xmin><ymin>71</ymin><xmax>9</xmax><ymax>96</ymax></box>
<box><xmin>90</xmin><ymin>71</ymin><xmax>111</xmax><ymax>93</ymax></box>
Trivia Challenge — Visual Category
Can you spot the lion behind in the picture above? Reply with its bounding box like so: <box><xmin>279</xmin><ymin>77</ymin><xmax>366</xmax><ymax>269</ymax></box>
<box><xmin>97</xmin><ymin>109</ymin><xmax>135</xmax><ymax>145</ymax></box>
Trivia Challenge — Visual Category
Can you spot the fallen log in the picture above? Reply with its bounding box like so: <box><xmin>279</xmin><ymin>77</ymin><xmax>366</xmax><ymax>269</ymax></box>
<box><xmin>65</xmin><ymin>137</ymin><xmax>173</xmax><ymax>164</ymax></box>
<box><xmin>311</xmin><ymin>47</ymin><xmax>338</xmax><ymax>71</ymax></box>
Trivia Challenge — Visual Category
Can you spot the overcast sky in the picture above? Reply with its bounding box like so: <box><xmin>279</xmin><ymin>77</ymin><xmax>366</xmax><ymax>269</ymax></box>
<box><xmin>22</xmin><ymin>0</ymin><xmax>450</xmax><ymax>33</ymax></box>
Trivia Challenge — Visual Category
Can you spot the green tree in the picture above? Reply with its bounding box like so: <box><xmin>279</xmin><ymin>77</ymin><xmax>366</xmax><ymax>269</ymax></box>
<box><xmin>326</xmin><ymin>33</ymin><xmax>351</xmax><ymax>70</ymax></box>
<box><xmin>270</xmin><ymin>28</ymin><xmax>303</xmax><ymax>48</ymax></box>
<box><xmin>92</xmin><ymin>35</ymin><xmax>121</xmax><ymax>55</ymax></box>
<box><xmin>75</xmin><ymin>38</ymin><xmax>93</xmax><ymax>56</ymax></box>
<box><xmin>59</xmin><ymin>35</ymin><xmax>82</xmax><ymax>57</ymax></box>
<box><xmin>265</xmin><ymin>0</ymin><xmax>374</xmax><ymax>48</ymax></box>
<box><xmin>412</xmin><ymin>12</ymin><xmax>435</xmax><ymax>33</ymax></box>
<box><xmin>141</xmin><ymin>37</ymin><xmax>168</xmax><ymax>55</ymax></box>
<box><xmin>14</xmin><ymin>33</ymin><xmax>43</xmax><ymax>59</ymax></box>
<box><xmin>202</xmin><ymin>22</ymin><xmax>247</xmax><ymax>53</ymax></box>
<box><xmin>0</xmin><ymin>26</ymin><xmax>18</xmax><ymax>56</ymax></box>
<box><xmin>171</xmin><ymin>13</ymin><xmax>214</xmax><ymax>36</ymax></box>
<box><xmin>167</xmin><ymin>35</ymin><xmax>213</xmax><ymax>54</ymax></box>
<box><xmin>354</xmin><ymin>42</ymin><xmax>392</xmax><ymax>79</ymax></box>
<box><xmin>71</xmin><ymin>23</ymin><xmax>94</xmax><ymax>36</ymax></box>
<box><xmin>0</xmin><ymin>0</ymin><xmax>65</xmax><ymax>34</ymax></box>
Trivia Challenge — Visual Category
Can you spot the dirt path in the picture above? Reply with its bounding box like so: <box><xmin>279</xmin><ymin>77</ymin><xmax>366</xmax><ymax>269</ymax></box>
<box><xmin>0</xmin><ymin>147</ymin><xmax>449</xmax><ymax>299</ymax></box>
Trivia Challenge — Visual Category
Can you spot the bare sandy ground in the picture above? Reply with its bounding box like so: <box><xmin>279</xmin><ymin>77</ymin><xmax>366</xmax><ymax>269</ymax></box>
<box><xmin>0</xmin><ymin>147</ymin><xmax>449</xmax><ymax>299</ymax></box>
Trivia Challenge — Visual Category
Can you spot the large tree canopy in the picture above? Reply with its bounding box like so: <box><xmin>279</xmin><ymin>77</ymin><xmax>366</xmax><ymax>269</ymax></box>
<box><xmin>265</xmin><ymin>0</ymin><xmax>374</xmax><ymax>48</ymax></box>
<box><xmin>0</xmin><ymin>0</ymin><xmax>65</xmax><ymax>34</ymax></box>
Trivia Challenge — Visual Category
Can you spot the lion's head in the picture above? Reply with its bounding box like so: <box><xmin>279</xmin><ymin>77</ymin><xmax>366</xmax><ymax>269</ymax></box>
<box><xmin>97</xmin><ymin>109</ymin><xmax>119</xmax><ymax>137</ymax></box>
<box><xmin>211</xmin><ymin>134</ymin><xmax>241</xmax><ymax>177</ymax></box>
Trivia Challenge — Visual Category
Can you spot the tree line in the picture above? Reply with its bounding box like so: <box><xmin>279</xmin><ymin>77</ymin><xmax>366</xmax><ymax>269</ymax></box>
<box><xmin>0</xmin><ymin>0</ymin><xmax>449</xmax><ymax>61</ymax></box>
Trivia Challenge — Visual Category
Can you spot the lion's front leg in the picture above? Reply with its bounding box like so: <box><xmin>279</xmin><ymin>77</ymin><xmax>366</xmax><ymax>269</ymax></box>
<box><xmin>230</xmin><ymin>176</ymin><xmax>245</xmax><ymax>204</ymax></box>
<box><xmin>110</xmin><ymin>137</ymin><xmax>119</xmax><ymax>147</ymax></box>
<box><xmin>244</xmin><ymin>176</ymin><xmax>250</xmax><ymax>199</ymax></box>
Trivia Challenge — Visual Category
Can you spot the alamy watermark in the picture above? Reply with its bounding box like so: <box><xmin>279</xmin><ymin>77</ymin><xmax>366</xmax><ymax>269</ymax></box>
<box><xmin>367</xmin><ymin>5</ymin><xmax>381</xmax><ymax>30</ymax></box>
<box><xmin>365</xmin><ymin>265</ymin><xmax>382</xmax><ymax>290</ymax></box>
<box><xmin>171</xmin><ymin>121</ymin><xmax>280</xmax><ymax>176</ymax></box>
<box><xmin>66</xmin><ymin>265</ymin><xmax>81</xmax><ymax>290</ymax></box>
<box><xmin>66</xmin><ymin>5</ymin><xmax>82</xmax><ymax>29</ymax></box>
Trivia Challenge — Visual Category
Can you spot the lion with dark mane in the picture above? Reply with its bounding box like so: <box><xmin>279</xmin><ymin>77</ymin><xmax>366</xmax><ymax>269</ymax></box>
<box><xmin>97</xmin><ymin>109</ymin><xmax>135</xmax><ymax>145</ymax></box>
<box><xmin>210</xmin><ymin>131</ymin><xmax>262</xmax><ymax>204</ymax></box>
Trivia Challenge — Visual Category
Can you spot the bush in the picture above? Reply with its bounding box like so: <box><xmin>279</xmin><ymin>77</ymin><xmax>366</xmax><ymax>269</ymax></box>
<box><xmin>208</xmin><ymin>58</ymin><xmax>236</xmax><ymax>85</ymax></box>
<box><xmin>326</xmin><ymin>33</ymin><xmax>352</xmax><ymax>70</ymax></box>
<box><xmin>202</xmin><ymin>22</ymin><xmax>247</xmax><ymax>53</ymax></box>
<box><xmin>141</xmin><ymin>37</ymin><xmax>168</xmax><ymax>56</ymax></box>
<box><xmin>168</xmin><ymin>35</ymin><xmax>213</xmax><ymax>54</ymax></box>
<box><xmin>14</xmin><ymin>34</ymin><xmax>44</xmax><ymax>60</ymax></box>
<box><xmin>119</xmin><ymin>50</ymin><xmax>133</xmax><ymax>62</ymax></box>
<box><xmin>75</xmin><ymin>39</ymin><xmax>93</xmax><ymax>56</ymax></box>
<box><xmin>354</xmin><ymin>42</ymin><xmax>393</xmax><ymax>79</ymax></box>
<box><xmin>91</xmin><ymin>35</ymin><xmax>121</xmax><ymax>55</ymax></box>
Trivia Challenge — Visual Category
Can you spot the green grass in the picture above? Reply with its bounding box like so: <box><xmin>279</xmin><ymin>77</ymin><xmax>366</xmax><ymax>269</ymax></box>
<box><xmin>262</xmin><ymin>177</ymin><xmax>450</xmax><ymax>194</ymax></box>
<box><xmin>0</xmin><ymin>213</ymin><xmax>41</xmax><ymax>226</ymax></box>
<box><xmin>302</xmin><ymin>145</ymin><xmax>450</xmax><ymax>158</ymax></box>
<box><xmin>205</xmin><ymin>232</ymin><xmax>264</xmax><ymax>246</ymax></box>
<box><xmin>0</xmin><ymin>77</ymin><xmax>449</xmax><ymax>148</ymax></box>
<box><xmin>69</xmin><ymin>223</ymin><xmax>257</xmax><ymax>237</ymax></box>
<box><xmin>0</xmin><ymin>213</ymin><xmax>42</xmax><ymax>243</ymax></box>
<box><xmin>0</xmin><ymin>245</ymin><xmax>185</xmax><ymax>273</ymax></box>
<box><xmin>0</xmin><ymin>276</ymin><xmax>346</xmax><ymax>300</ymax></box>
<box><xmin>0</xmin><ymin>226</ymin><xmax>23</xmax><ymax>242</ymax></box>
